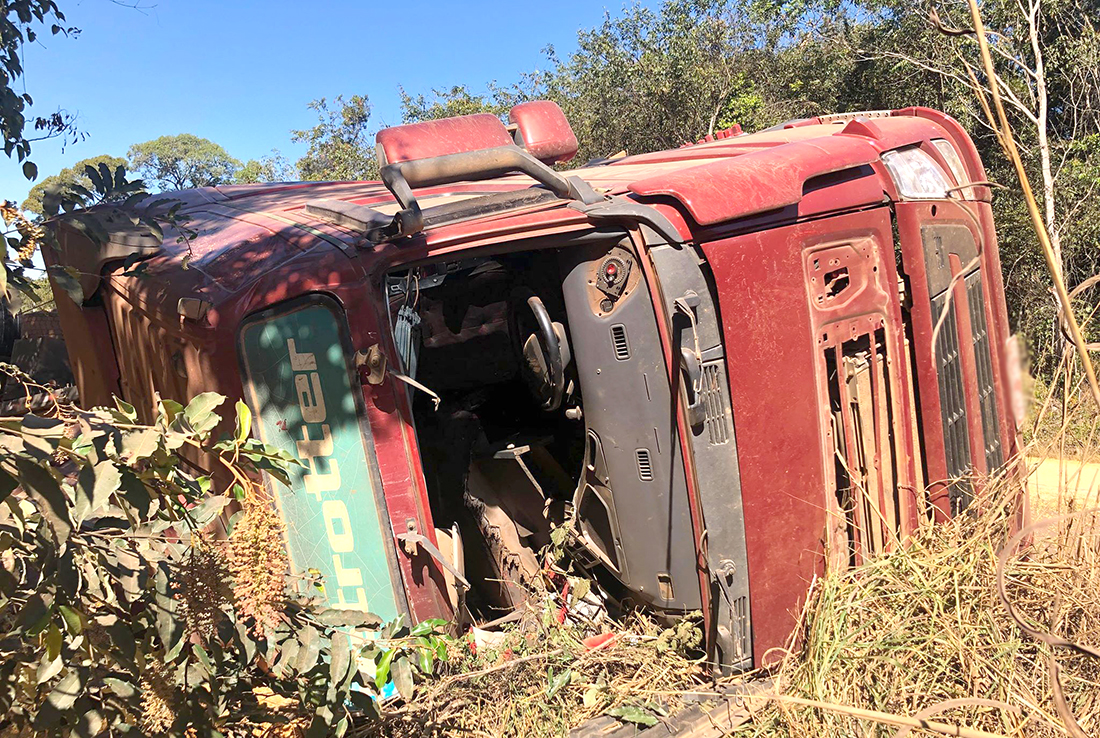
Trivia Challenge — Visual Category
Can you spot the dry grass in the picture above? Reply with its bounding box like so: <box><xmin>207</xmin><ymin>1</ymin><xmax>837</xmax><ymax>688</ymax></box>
<box><xmin>739</xmin><ymin>359</ymin><xmax>1100</xmax><ymax>738</ymax></box>
<box><xmin>357</xmin><ymin>611</ymin><xmax>710</xmax><ymax>737</ymax></box>
<box><xmin>738</xmin><ymin>479</ymin><xmax>1100</xmax><ymax>737</ymax></box>
<box><xmin>349</xmin><ymin>360</ymin><xmax>1100</xmax><ymax>738</ymax></box>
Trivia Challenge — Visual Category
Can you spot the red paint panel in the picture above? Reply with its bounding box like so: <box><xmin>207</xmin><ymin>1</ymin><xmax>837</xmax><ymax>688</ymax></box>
<box><xmin>837</xmin><ymin>115</ymin><xmax>940</xmax><ymax>150</ymax></box>
<box><xmin>803</xmin><ymin>227</ymin><xmax>922</xmax><ymax>537</ymax></box>
<box><xmin>895</xmin><ymin>203</ymin><xmax>951</xmax><ymax>517</ymax></box>
<box><xmin>376</xmin><ymin>114</ymin><xmax>513</xmax><ymax>166</ymax></box>
<box><xmin>629</xmin><ymin>136</ymin><xmax>880</xmax><ymax>225</ymax></box>
<box><xmin>893</xmin><ymin>200</ymin><xmax>1014</xmax><ymax>516</ymax></box>
<box><xmin>702</xmin><ymin>208</ymin><xmax>916</xmax><ymax>665</ymax></box>
<box><xmin>699</xmin><ymin>228</ymin><xmax>819</xmax><ymax>662</ymax></box>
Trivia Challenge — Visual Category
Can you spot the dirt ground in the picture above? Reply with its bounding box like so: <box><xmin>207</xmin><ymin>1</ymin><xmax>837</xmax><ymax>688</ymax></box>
<box><xmin>1027</xmin><ymin>455</ymin><xmax>1100</xmax><ymax>518</ymax></box>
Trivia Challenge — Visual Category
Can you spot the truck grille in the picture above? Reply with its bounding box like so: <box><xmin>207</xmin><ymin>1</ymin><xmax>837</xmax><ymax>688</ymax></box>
<box><xmin>931</xmin><ymin>291</ymin><xmax>972</xmax><ymax>512</ymax></box>
<box><xmin>733</xmin><ymin>595</ymin><xmax>750</xmax><ymax>662</ymax></box>
<box><xmin>965</xmin><ymin>271</ymin><xmax>1004</xmax><ymax>472</ymax></box>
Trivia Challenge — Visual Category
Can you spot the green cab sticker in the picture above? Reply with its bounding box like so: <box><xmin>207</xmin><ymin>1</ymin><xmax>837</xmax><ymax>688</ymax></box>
<box><xmin>238</xmin><ymin>298</ymin><xmax>401</xmax><ymax>621</ymax></box>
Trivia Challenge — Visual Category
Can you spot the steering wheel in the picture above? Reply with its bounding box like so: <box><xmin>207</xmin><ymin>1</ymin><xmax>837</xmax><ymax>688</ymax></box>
<box><xmin>521</xmin><ymin>295</ymin><xmax>566</xmax><ymax>411</ymax></box>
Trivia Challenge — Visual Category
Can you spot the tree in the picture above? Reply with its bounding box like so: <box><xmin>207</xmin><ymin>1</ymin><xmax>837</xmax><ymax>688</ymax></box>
<box><xmin>809</xmin><ymin>0</ymin><xmax>1100</xmax><ymax>365</ymax></box>
<box><xmin>0</xmin><ymin>1</ymin><xmax>81</xmax><ymax>181</ymax></box>
<box><xmin>0</xmin><ymin>385</ymin><xmax>450</xmax><ymax>735</ymax></box>
<box><xmin>532</xmin><ymin>0</ymin><xmax>798</xmax><ymax>163</ymax></box>
<box><xmin>233</xmin><ymin>149</ymin><xmax>296</xmax><ymax>184</ymax></box>
<box><xmin>22</xmin><ymin>154</ymin><xmax>127</xmax><ymax>215</ymax></box>
<box><xmin>127</xmin><ymin>133</ymin><xmax>240</xmax><ymax>191</ymax></box>
<box><xmin>292</xmin><ymin>95</ymin><xmax>377</xmax><ymax>181</ymax></box>
<box><xmin>398</xmin><ymin>83</ymin><xmax>523</xmax><ymax>124</ymax></box>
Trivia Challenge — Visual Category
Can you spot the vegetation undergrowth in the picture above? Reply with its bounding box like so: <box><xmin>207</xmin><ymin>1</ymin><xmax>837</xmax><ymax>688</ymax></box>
<box><xmin>739</xmin><ymin>360</ymin><xmax>1100</xmax><ymax>737</ymax></box>
<box><xmin>354</xmin><ymin>610</ymin><xmax>707</xmax><ymax>738</ymax></box>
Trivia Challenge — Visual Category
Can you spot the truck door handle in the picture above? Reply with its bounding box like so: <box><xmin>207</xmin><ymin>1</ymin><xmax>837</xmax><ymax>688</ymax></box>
<box><xmin>674</xmin><ymin>291</ymin><xmax>705</xmax><ymax>428</ymax></box>
<box><xmin>680</xmin><ymin>347</ymin><xmax>705</xmax><ymax>427</ymax></box>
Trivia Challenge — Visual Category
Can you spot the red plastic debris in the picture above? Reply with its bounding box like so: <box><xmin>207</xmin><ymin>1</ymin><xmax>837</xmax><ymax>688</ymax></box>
<box><xmin>556</xmin><ymin>579</ymin><xmax>571</xmax><ymax>624</ymax></box>
<box><xmin>582</xmin><ymin>633</ymin><xmax>618</xmax><ymax>651</ymax></box>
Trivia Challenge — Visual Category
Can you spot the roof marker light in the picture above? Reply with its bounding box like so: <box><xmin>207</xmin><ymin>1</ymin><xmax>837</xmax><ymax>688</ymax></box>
<box><xmin>881</xmin><ymin>147</ymin><xmax>953</xmax><ymax>200</ymax></box>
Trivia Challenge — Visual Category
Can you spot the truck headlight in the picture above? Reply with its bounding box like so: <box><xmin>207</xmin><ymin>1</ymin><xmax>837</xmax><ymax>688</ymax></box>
<box><xmin>881</xmin><ymin>147</ymin><xmax>953</xmax><ymax>199</ymax></box>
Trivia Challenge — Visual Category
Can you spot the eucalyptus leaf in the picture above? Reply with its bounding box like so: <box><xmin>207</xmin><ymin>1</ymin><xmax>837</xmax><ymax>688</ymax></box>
<box><xmin>119</xmin><ymin>428</ymin><xmax>160</xmax><ymax>461</ymax></box>
<box><xmin>45</xmin><ymin>669</ymin><xmax>83</xmax><ymax>712</ymax></box>
<box><xmin>296</xmin><ymin>625</ymin><xmax>321</xmax><ymax>673</ymax></box>
<box><xmin>410</xmin><ymin>618</ymin><xmax>447</xmax><ymax>636</ymax></box>
<box><xmin>84</xmin><ymin>164</ymin><xmax>104</xmax><ymax>192</ymax></box>
<box><xmin>183</xmin><ymin>495</ymin><xmax>229</xmax><ymax>530</ymax></box>
<box><xmin>15</xmin><ymin>459</ymin><xmax>70</xmax><ymax>540</ymax></box>
<box><xmin>234</xmin><ymin>399</ymin><xmax>251</xmax><ymax>443</ymax></box>
<box><xmin>90</xmin><ymin>461</ymin><xmax>121</xmax><ymax>514</ymax></box>
<box><xmin>391</xmin><ymin>655</ymin><xmax>414</xmax><ymax>700</ymax></box>
<box><xmin>58</xmin><ymin>605</ymin><xmax>82</xmax><ymax>635</ymax></box>
<box><xmin>328</xmin><ymin>631</ymin><xmax>351</xmax><ymax>701</ymax></box>
<box><xmin>183</xmin><ymin>391</ymin><xmax>226</xmax><ymax>430</ymax></box>
<box><xmin>0</xmin><ymin>466</ymin><xmax>19</xmax><ymax>504</ymax></box>
<box><xmin>374</xmin><ymin>648</ymin><xmax>395</xmax><ymax>692</ymax></box>
<box><xmin>315</xmin><ymin>609</ymin><xmax>383</xmax><ymax>628</ymax></box>
<box><xmin>113</xmin><ymin>397</ymin><xmax>138</xmax><ymax>422</ymax></box>
<box><xmin>103</xmin><ymin>678</ymin><xmax>136</xmax><ymax>699</ymax></box>
<box><xmin>36</xmin><ymin>653</ymin><xmax>63</xmax><ymax>684</ymax></box>
<box><xmin>193</xmin><ymin>642</ymin><xmax>213</xmax><ymax>675</ymax></box>
<box><xmin>45</xmin><ymin>264</ymin><xmax>83</xmax><ymax>304</ymax></box>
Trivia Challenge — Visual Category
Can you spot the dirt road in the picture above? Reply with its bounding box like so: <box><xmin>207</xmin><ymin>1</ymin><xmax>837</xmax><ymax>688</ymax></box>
<box><xmin>1027</xmin><ymin>456</ymin><xmax>1100</xmax><ymax>516</ymax></box>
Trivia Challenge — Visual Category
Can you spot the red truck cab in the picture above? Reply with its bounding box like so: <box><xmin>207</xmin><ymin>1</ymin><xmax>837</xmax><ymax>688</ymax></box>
<box><xmin>50</xmin><ymin>103</ymin><xmax>1017</xmax><ymax>671</ymax></box>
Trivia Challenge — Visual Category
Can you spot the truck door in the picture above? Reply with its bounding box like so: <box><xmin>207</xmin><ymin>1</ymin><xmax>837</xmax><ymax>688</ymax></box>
<box><xmin>680</xmin><ymin>208</ymin><xmax>925</xmax><ymax>666</ymax></box>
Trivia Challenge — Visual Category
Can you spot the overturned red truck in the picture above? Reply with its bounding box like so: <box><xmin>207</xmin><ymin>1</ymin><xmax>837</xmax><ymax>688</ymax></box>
<box><xmin>49</xmin><ymin>103</ymin><xmax>1018</xmax><ymax>670</ymax></box>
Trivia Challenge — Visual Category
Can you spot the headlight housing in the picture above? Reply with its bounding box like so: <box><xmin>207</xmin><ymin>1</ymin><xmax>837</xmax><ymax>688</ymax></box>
<box><xmin>881</xmin><ymin>147</ymin><xmax>953</xmax><ymax>199</ymax></box>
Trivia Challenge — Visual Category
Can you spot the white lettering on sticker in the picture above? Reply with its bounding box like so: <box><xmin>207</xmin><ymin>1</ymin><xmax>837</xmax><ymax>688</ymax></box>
<box><xmin>322</xmin><ymin>499</ymin><xmax>355</xmax><ymax>553</ymax></box>
<box><xmin>298</xmin><ymin>425</ymin><xmax>342</xmax><ymax>498</ymax></box>
<box><xmin>287</xmin><ymin>339</ymin><xmax>317</xmax><ymax>371</ymax></box>
<box><xmin>294</xmin><ymin>373</ymin><xmax>327</xmax><ymax>423</ymax></box>
<box><xmin>287</xmin><ymin>337</ymin><xmax>366</xmax><ymax>611</ymax></box>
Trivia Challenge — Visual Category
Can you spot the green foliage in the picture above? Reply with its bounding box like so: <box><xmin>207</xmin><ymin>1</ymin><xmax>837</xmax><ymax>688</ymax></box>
<box><xmin>534</xmin><ymin>0</ymin><xmax>804</xmax><ymax>163</ymax></box>
<box><xmin>398</xmin><ymin>83</ymin><xmax>524</xmax><ymax>124</ymax></box>
<box><xmin>0</xmin><ymin>382</ymin><xmax>453</xmax><ymax>736</ymax></box>
<box><xmin>22</xmin><ymin>155</ymin><xmax>128</xmax><ymax>216</ymax></box>
<box><xmin>233</xmin><ymin>149</ymin><xmax>296</xmax><ymax>184</ymax></box>
<box><xmin>127</xmin><ymin>134</ymin><xmax>241</xmax><ymax>191</ymax></box>
<box><xmin>0</xmin><ymin>1</ymin><xmax>80</xmax><ymax>171</ymax></box>
<box><xmin>1</xmin><ymin>162</ymin><xmax>156</xmax><ymax>305</ymax></box>
<box><xmin>292</xmin><ymin>95</ymin><xmax>378</xmax><ymax>182</ymax></box>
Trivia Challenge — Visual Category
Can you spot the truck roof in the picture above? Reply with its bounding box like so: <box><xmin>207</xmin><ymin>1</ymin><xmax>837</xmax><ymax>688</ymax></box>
<box><xmin>85</xmin><ymin>109</ymin><xmax>977</xmax><ymax>325</ymax></box>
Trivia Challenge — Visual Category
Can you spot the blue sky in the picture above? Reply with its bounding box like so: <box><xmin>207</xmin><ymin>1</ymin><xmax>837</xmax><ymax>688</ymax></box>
<box><xmin>3</xmin><ymin>0</ymin><xmax>648</xmax><ymax>206</ymax></box>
